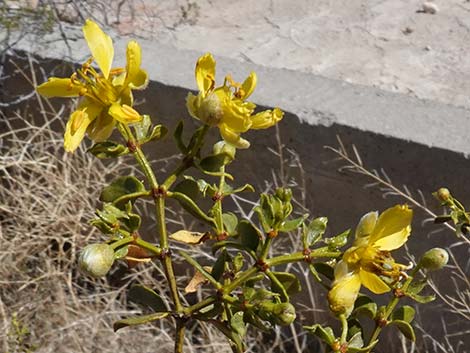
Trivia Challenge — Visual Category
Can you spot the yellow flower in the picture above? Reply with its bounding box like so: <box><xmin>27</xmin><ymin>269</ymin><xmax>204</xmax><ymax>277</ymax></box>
<box><xmin>37</xmin><ymin>20</ymin><xmax>148</xmax><ymax>152</ymax></box>
<box><xmin>328</xmin><ymin>205</ymin><xmax>413</xmax><ymax>316</ymax></box>
<box><xmin>186</xmin><ymin>53</ymin><xmax>283</xmax><ymax>149</ymax></box>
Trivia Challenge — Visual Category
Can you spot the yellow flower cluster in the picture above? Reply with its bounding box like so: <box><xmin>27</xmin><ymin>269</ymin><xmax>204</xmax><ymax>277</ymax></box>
<box><xmin>37</xmin><ymin>21</ymin><xmax>283</xmax><ymax>152</ymax></box>
<box><xmin>37</xmin><ymin>20</ymin><xmax>148</xmax><ymax>152</ymax></box>
<box><xmin>186</xmin><ymin>53</ymin><xmax>283</xmax><ymax>148</ymax></box>
<box><xmin>328</xmin><ymin>205</ymin><xmax>413</xmax><ymax>316</ymax></box>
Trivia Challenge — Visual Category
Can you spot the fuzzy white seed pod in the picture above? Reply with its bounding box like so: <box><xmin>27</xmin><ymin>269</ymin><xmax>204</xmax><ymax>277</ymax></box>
<box><xmin>79</xmin><ymin>243</ymin><xmax>115</xmax><ymax>278</ymax></box>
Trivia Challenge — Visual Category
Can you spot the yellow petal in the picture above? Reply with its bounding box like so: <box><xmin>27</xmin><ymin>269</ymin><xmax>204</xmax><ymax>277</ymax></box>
<box><xmin>369</xmin><ymin>205</ymin><xmax>412</xmax><ymax>251</ymax></box>
<box><xmin>87</xmin><ymin>112</ymin><xmax>115</xmax><ymax>141</ymax></box>
<box><xmin>240</xmin><ymin>71</ymin><xmax>257</xmax><ymax>99</ymax></box>
<box><xmin>195</xmin><ymin>53</ymin><xmax>216</xmax><ymax>96</ymax></box>
<box><xmin>64</xmin><ymin>109</ymin><xmax>94</xmax><ymax>152</ymax></box>
<box><xmin>108</xmin><ymin>103</ymin><xmax>142</xmax><ymax>123</ymax></box>
<box><xmin>222</xmin><ymin>98</ymin><xmax>253</xmax><ymax>132</ymax></box>
<box><xmin>83</xmin><ymin>19</ymin><xmax>114</xmax><ymax>79</ymax></box>
<box><xmin>250</xmin><ymin>108</ymin><xmax>284</xmax><ymax>130</ymax></box>
<box><xmin>333</xmin><ymin>260</ymin><xmax>352</xmax><ymax>280</ymax></box>
<box><xmin>355</xmin><ymin>211</ymin><xmax>378</xmax><ymax>240</ymax></box>
<box><xmin>186</xmin><ymin>92</ymin><xmax>201</xmax><ymax>120</ymax></box>
<box><xmin>119</xmin><ymin>87</ymin><xmax>134</xmax><ymax>107</ymax></box>
<box><xmin>125</xmin><ymin>41</ymin><xmax>148</xmax><ymax>89</ymax></box>
<box><xmin>37</xmin><ymin>78</ymin><xmax>82</xmax><ymax>98</ymax></box>
<box><xmin>358</xmin><ymin>268</ymin><xmax>390</xmax><ymax>294</ymax></box>
<box><xmin>219</xmin><ymin>123</ymin><xmax>250</xmax><ymax>149</ymax></box>
<box><xmin>328</xmin><ymin>272</ymin><xmax>361</xmax><ymax>316</ymax></box>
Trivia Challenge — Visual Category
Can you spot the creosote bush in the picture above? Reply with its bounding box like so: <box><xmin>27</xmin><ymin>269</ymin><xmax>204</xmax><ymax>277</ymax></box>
<box><xmin>31</xmin><ymin>19</ymin><xmax>467</xmax><ymax>353</ymax></box>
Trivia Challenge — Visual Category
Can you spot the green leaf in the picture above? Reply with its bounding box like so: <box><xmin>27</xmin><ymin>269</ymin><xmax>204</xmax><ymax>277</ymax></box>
<box><xmin>230</xmin><ymin>312</ymin><xmax>247</xmax><ymax>338</ymax></box>
<box><xmin>180</xmin><ymin>251</ymin><xmax>219</xmax><ymax>288</ymax></box>
<box><xmin>303</xmin><ymin>217</ymin><xmax>328</xmax><ymax>248</ymax></box>
<box><xmin>389</xmin><ymin>320</ymin><xmax>416</xmax><ymax>341</ymax></box>
<box><xmin>173</xmin><ymin>179</ymin><xmax>200</xmax><ymax>201</ymax></box>
<box><xmin>347</xmin><ymin>318</ymin><xmax>363</xmax><ymax>341</ymax></box>
<box><xmin>128</xmin><ymin>285</ymin><xmax>168</xmax><ymax>312</ymax></box>
<box><xmin>199</xmin><ymin>153</ymin><xmax>231</xmax><ymax>172</ymax></box>
<box><xmin>187</xmin><ymin>125</ymin><xmax>206</xmax><ymax>152</ymax></box>
<box><xmin>237</xmin><ymin>220</ymin><xmax>261</xmax><ymax>252</ymax></box>
<box><xmin>88</xmin><ymin>141</ymin><xmax>128</xmax><ymax>158</ymax></box>
<box><xmin>392</xmin><ymin>306</ymin><xmax>415</xmax><ymax>323</ymax></box>
<box><xmin>325</xmin><ymin>229</ymin><xmax>350</xmax><ymax>249</ymax></box>
<box><xmin>348</xmin><ymin>332</ymin><xmax>364</xmax><ymax>349</ymax></box>
<box><xmin>100</xmin><ymin>176</ymin><xmax>145</xmax><ymax>208</ymax></box>
<box><xmin>255</xmin><ymin>194</ymin><xmax>275</xmax><ymax>232</ymax></box>
<box><xmin>243</xmin><ymin>311</ymin><xmax>271</xmax><ymax>332</ymax></box>
<box><xmin>348</xmin><ymin>340</ymin><xmax>378</xmax><ymax>353</ymax></box>
<box><xmin>90</xmin><ymin>218</ymin><xmax>113</xmax><ymax>234</ymax></box>
<box><xmin>146</xmin><ymin>124</ymin><xmax>167</xmax><ymax>143</ymax></box>
<box><xmin>353</xmin><ymin>295</ymin><xmax>377</xmax><ymax>319</ymax></box>
<box><xmin>113</xmin><ymin>312</ymin><xmax>169</xmax><ymax>331</ymax></box>
<box><xmin>304</xmin><ymin>324</ymin><xmax>335</xmax><ymax>345</ymax></box>
<box><xmin>174</xmin><ymin>121</ymin><xmax>187</xmax><ymax>153</ymax></box>
<box><xmin>279</xmin><ymin>214</ymin><xmax>308</xmax><ymax>233</ymax></box>
<box><xmin>209</xmin><ymin>319</ymin><xmax>245</xmax><ymax>353</ymax></box>
<box><xmin>229</xmin><ymin>184</ymin><xmax>255</xmax><ymax>195</ymax></box>
<box><xmin>114</xmin><ymin>245</ymin><xmax>129</xmax><ymax>259</ymax></box>
<box><xmin>223</xmin><ymin>212</ymin><xmax>238</xmax><ymax>235</ymax></box>
<box><xmin>310</xmin><ymin>262</ymin><xmax>334</xmax><ymax>281</ymax></box>
<box><xmin>133</xmin><ymin>114</ymin><xmax>152</xmax><ymax>141</ymax></box>
<box><xmin>271</xmin><ymin>272</ymin><xmax>302</xmax><ymax>295</ymax></box>
<box><xmin>211</xmin><ymin>251</ymin><xmax>228</xmax><ymax>281</ymax></box>
<box><xmin>96</xmin><ymin>203</ymin><xmax>128</xmax><ymax>225</ymax></box>
<box><xmin>171</xmin><ymin>191</ymin><xmax>215</xmax><ymax>226</ymax></box>
<box><xmin>406</xmin><ymin>279</ymin><xmax>428</xmax><ymax>296</ymax></box>
<box><xmin>407</xmin><ymin>292</ymin><xmax>435</xmax><ymax>304</ymax></box>
<box><xmin>121</xmin><ymin>210</ymin><xmax>141</xmax><ymax>232</ymax></box>
<box><xmin>196</xmin><ymin>302</ymin><xmax>223</xmax><ymax>319</ymax></box>
<box><xmin>233</xmin><ymin>252</ymin><xmax>244</xmax><ymax>273</ymax></box>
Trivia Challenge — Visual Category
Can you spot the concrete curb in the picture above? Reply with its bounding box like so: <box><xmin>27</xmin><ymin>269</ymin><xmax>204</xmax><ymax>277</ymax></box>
<box><xmin>11</xmin><ymin>23</ymin><xmax>470</xmax><ymax>156</ymax></box>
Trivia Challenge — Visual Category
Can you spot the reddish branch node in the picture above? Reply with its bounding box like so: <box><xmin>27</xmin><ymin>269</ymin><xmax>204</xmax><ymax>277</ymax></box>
<box><xmin>127</xmin><ymin>139</ymin><xmax>140</xmax><ymax>152</ymax></box>
<box><xmin>376</xmin><ymin>316</ymin><xmax>388</xmax><ymax>328</ymax></box>
<box><xmin>303</xmin><ymin>248</ymin><xmax>312</xmax><ymax>263</ymax></box>
<box><xmin>159</xmin><ymin>247</ymin><xmax>172</xmax><ymax>261</ymax></box>
<box><xmin>211</xmin><ymin>192</ymin><xmax>224</xmax><ymax>202</ymax></box>
<box><xmin>216</xmin><ymin>232</ymin><xmax>228</xmax><ymax>241</ymax></box>
<box><xmin>152</xmin><ymin>186</ymin><xmax>167</xmax><ymax>199</ymax></box>
<box><xmin>267</xmin><ymin>230</ymin><xmax>278</xmax><ymax>238</ymax></box>
<box><xmin>393</xmin><ymin>288</ymin><xmax>406</xmax><ymax>298</ymax></box>
<box><xmin>256</xmin><ymin>259</ymin><xmax>269</xmax><ymax>272</ymax></box>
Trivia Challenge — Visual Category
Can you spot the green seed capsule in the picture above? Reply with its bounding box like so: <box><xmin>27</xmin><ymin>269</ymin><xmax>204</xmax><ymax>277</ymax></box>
<box><xmin>79</xmin><ymin>243</ymin><xmax>115</xmax><ymax>278</ymax></box>
<box><xmin>419</xmin><ymin>248</ymin><xmax>449</xmax><ymax>271</ymax></box>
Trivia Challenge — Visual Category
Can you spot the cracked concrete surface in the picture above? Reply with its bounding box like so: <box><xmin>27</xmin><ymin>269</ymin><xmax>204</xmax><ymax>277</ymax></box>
<box><xmin>97</xmin><ymin>0</ymin><xmax>470</xmax><ymax>109</ymax></box>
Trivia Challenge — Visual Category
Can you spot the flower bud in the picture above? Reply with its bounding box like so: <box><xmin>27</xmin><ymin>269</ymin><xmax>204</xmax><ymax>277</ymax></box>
<box><xmin>79</xmin><ymin>243</ymin><xmax>115</xmax><ymax>278</ymax></box>
<box><xmin>272</xmin><ymin>302</ymin><xmax>296</xmax><ymax>326</ymax></box>
<box><xmin>435</xmin><ymin>188</ymin><xmax>451</xmax><ymax>202</ymax></box>
<box><xmin>213</xmin><ymin>140</ymin><xmax>236</xmax><ymax>160</ymax></box>
<box><xmin>275</xmin><ymin>188</ymin><xmax>292</xmax><ymax>203</ymax></box>
<box><xmin>419</xmin><ymin>248</ymin><xmax>449</xmax><ymax>271</ymax></box>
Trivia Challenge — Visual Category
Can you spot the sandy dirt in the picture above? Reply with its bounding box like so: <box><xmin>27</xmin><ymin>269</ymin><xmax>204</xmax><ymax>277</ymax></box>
<box><xmin>90</xmin><ymin>0</ymin><xmax>470</xmax><ymax>109</ymax></box>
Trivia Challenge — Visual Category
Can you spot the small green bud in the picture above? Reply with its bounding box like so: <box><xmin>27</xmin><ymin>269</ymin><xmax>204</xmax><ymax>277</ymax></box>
<box><xmin>79</xmin><ymin>243</ymin><xmax>115</xmax><ymax>278</ymax></box>
<box><xmin>275</xmin><ymin>188</ymin><xmax>292</xmax><ymax>203</ymax></box>
<box><xmin>419</xmin><ymin>248</ymin><xmax>449</xmax><ymax>271</ymax></box>
<box><xmin>271</xmin><ymin>302</ymin><xmax>296</xmax><ymax>326</ymax></box>
<box><xmin>213</xmin><ymin>140</ymin><xmax>236</xmax><ymax>160</ymax></box>
<box><xmin>435</xmin><ymin>188</ymin><xmax>451</xmax><ymax>202</ymax></box>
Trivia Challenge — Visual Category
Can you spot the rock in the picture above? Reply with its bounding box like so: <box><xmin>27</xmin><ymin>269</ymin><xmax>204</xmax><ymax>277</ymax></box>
<box><xmin>422</xmin><ymin>2</ymin><xmax>439</xmax><ymax>14</ymax></box>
